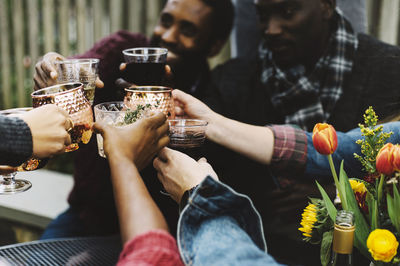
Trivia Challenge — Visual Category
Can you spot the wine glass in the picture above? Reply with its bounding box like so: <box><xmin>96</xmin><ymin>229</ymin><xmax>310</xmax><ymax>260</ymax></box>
<box><xmin>31</xmin><ymin>82</ymin><xmax>94</xmax><ymax>152</ymax></box>
<box><xmin>55</xmin><ymin>59</ymin><xmax>99</xmax><ymax>105</ymax></box>
<box><xmin>0</xmin><ymin>108</ymin><xmax>47</xmax><ymax>194</ymax></box>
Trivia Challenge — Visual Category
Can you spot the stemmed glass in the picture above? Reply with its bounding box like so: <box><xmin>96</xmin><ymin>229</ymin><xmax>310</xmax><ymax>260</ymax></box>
<box><xmin>31</xmin><ymin>82</ymin><xmax>94</xmax><ymax>152</ymax></box>
<box><xmin>0</xmin><ymin>108</ymin><xmax>44</xmax><ymax>194</ymax></box>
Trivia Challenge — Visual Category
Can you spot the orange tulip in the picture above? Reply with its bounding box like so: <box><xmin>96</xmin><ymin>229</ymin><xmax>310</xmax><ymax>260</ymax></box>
<box><xmin>376</xmin><ymin>143</ymin><xmax>395</xmax><ymax>176</ymax></box>
<box><xmin>312</xmin><ymin>123</ymin><xmax>338</xmax><ymax>155</ymax></box>
<box><xmin>392</xmin><ymin>144</ymin><xmax>400</xmax><ymax>172</ymax></box>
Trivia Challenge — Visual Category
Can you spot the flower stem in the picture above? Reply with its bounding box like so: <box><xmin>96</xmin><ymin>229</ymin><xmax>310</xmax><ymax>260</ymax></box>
<box><xmin>377</xmin><ymin>174</ymin><xmax>385</xmax><ymax>205</ymax></box>
<box><xmin>328</xmin><ymin>155</ymin><xmax>347</xmax><ymax>210</ymax></box>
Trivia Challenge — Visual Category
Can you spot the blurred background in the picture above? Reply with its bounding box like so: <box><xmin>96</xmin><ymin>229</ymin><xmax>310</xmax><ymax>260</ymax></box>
<box><xmin>0</xmin><ymin>0</ymin><xmax>399</xmax><ymax>245</ymax></box>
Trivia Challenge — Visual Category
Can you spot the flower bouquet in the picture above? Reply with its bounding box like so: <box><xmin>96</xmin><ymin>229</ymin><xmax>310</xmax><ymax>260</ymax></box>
<box><xmin>299</xmin><ymin>107</ymin><xmax>400</xmax><ymax>265</ymax></box>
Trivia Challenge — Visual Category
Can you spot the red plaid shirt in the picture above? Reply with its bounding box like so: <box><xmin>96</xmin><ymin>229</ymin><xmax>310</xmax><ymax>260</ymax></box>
<box><xmin>268</xmin><ymin>125</ymin><xmax>308</xmax><ymax>188</ymax></box>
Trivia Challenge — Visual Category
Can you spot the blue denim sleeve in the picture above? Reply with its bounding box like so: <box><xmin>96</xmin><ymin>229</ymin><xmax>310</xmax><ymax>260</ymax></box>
<box><xmin>177</xmin><ymin>177</ymin><xmax>283</xmax><ymax>266</ymax></box>
<box><xmin>305</xmin><ymin>121</ymin><xmax>400</xmax><ymax>180</ymax></box>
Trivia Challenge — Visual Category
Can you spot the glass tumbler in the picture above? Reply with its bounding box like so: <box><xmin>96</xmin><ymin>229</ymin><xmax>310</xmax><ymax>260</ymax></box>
<box><xmin>94</xmin><ymin>102</ymin><xmax>130</xmax><ymax>158</ymax></box>
<box><xmin>55</xmin><ymin>58</ymin><xmax>99</xmax><ymax>105</ymax></box>
<box><xmin>31</xmin><ymin>82</ymin><xmax>93</xmax><ymax>152</ymax></box>
<box><xmin>122</xmin><ymin>47</ymin><xmax>168</xmax><ymax>85</ymax></box>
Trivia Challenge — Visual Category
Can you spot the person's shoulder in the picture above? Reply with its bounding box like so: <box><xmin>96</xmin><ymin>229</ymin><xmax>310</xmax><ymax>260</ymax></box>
<box><xmin>211</xmin><ymin>57</ymin><xmax>258</xmax><ymax>83</ymax></box>
<box><xmin>357</xmin><ymin>33</ymin><xmax>400</xmax><ymax>57</ymax></box>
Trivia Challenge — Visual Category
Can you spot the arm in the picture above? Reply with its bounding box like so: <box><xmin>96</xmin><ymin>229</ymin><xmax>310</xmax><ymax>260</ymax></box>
<box><xmin>93</xmin><ymin>112</ymin><xmax>169</xmax><ymax>243</ymax></box>
<box><xmin>0</xmin><ymin>105</ymin><xmax>71</xmax><ymax>166</ymax></box>
<box><xmin>153</xmin><ymin>148</ymin><xmax>282</xmax><ymax>265</ymax></box>
<box><xmin>173</xmin><ymin>89</ymin><xmax>274</xmax><ymax>165</ymax></box>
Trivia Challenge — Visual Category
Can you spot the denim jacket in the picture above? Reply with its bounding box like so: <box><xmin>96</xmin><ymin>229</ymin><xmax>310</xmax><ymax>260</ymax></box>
<box><xmin>306</xmin><ymin>121</ymin><xmax>400</xmax><ymax>179</ymax></box>
<box><xmin>177</xmin><ymin>176</ymin><xmax>282</xmax><ymax>265</ymax></box>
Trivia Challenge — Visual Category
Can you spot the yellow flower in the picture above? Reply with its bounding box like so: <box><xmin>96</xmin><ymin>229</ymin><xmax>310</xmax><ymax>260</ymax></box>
<box><xmin>367</xmin><ymin>229</ymin><xmax>399</xmax><ymax>262</ymax></box>
<box><xmin>349</xmin><ymin>179</ymin><xmax>367</xmax><ymax>194</ymax></box>
<box><xmin>298</xmin><ymin>203</ymin><xmax>317</xmax><ymax>238</ymax></box>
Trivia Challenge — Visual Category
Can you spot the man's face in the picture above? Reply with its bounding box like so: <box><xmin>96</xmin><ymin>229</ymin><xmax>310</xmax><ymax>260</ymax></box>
<box><xmin>255</xmin><ymin>0</ymin><xmax>331</xmax><ymax>68</ymax></box>
<box><xmin>151</xmin><ymin>0</ymin><xmax>215</xmax><ymax>69</ymax></box>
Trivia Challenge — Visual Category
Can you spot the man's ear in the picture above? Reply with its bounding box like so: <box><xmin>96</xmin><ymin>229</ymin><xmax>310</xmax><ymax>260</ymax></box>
<box><xmin>321</xmin><ymin>0</ymin><xmax>336</xmax><ymax>20</ymax></box>
<box><xmin>207</xmin><ymin>39</ymin><xmax>226</xmax><ymax>58</ymax></box>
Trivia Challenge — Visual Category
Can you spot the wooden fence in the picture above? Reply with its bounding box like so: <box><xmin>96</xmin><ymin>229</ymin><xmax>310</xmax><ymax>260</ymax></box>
<box><xmin>0</xmin><ymin>0</ymin><xmax>400</xmax><ymax>109</ymax></box>
<box><xmin>0</xmin><ymin>0</ymin><xmax>166</xmax><ymax>109</ymax></box>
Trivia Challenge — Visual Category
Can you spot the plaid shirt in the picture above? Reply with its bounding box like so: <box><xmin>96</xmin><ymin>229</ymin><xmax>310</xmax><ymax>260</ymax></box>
<box><xmin>268</xmin><ymin>125</ymin><xmax>307</xmax><ymax>187</ymax></box>
<box><xmin>259</xmin><ymin>8</ymin><xmax>358</xmax><ymax>131</ymax></box>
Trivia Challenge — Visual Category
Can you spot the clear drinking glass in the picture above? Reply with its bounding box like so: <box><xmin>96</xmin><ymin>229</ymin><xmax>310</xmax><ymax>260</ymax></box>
<box><xmin>31</xmin><ymin>82</ymin><xmax>94</xmax><ymax>152</ymax></box>
<box><xmin>124</xmin><ymin>86</ymin><xmax>175</xmax><ymax>119</ymax></box>
<box><xmin>94</xmin><ymin>102</ymin><xmax>130</xmax><ymax>158</ymax></box>
<box><xmin>122</xmin><ymin>47</ymin><xmax>168</xmax><ymax>85</ymax></box>
<box><xmin>168</xmin><ymin>119</ymin><xmax>208</xmax><ymax>160</ymax></box>
<box><xmin>0</xmin><ymin>108</ymin><xmax>47</xmax><ymax>194</ymax></box>
<box><xmin>55</xmin><ymin>59</ymin><xmax>99</xmax><ymax>105</ymax></box>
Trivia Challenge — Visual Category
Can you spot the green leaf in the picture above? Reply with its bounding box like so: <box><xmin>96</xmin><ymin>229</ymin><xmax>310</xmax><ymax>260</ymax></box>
<box><xmin>316</xmin><ymin>181</ymin><xmax>337</xmax><ymax>221</ymax></box>
<box><xmin>340</xmin><ymin>164</ymin><xmax>371</xmax><ymax>259</ymax></box>
<box><xmin>320</xmin><ymin>230</ymin><xmax>333</xmax><ymax>266</ymax></box>
<box><xmin>387</xmin><ymin>184</ymin><xmax>400</xmax><ymax>232</ymax></box>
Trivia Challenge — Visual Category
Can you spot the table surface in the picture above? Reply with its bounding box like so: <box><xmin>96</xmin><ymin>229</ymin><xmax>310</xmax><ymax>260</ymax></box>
<box><xmin>0</xmin><ymin>235</ymin><xmax>122</xmax><ymax>266</ymax></box>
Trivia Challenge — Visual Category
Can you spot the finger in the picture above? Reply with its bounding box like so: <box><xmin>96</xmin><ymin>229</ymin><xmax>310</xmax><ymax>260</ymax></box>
<box><xmin>41</xmin><ymin>61</ymin><xmax>58</xmax><ymax>80</ymax></box>
<box><xmin>198</xmin><ymin>157</ymin><xmax>207</xmax><ymax>163</ymax></box>
<box><xmin>174</xmin><ymin>105</ymin><xmax>185</xmax><ymax>116</ymax></box>
<box><xmin>95</xmin><ymin>77</ymin><xmax>104</xmax><ymax>88</ymax></box>
<box><xmin>153</xmin><ymin>156</ymin><xmax>166</xmax><ymax>172</ymax></box>
<box><xmin>92</xmin><ymin>121</ymin><xmax>106</xmax><ymax>135</ymax></box>
<box><xmin>65</xmin><ymin>134</ymin><xmax>72</xmax><ymax>146</ymax></box>
<box><xmin>119</xmin><ymin>63</ymin><xmax>127</xmax><ymax>71</ymax></box>
<box><xmin>54</xmin><ymin>106</ymin><xmax>70</xmax><ymax>118</ymax></box>
<box><xmin>165</xmin><ymin>65</ymin><xmax>173</xmax><ymax>80</ymax></box>
<box><xmin>158</xmin><ymin>135</ymin><xmax>170</xmax><ymax>150</ymax></box>
<box><xmin>65</xmin><ymin>118</ymin><xmax>74</xmax><ymax>132</ymax></box>
<box><xmin>157</xmin><ymin>147</ymin><xmax>171</xmax><ymax>162</ymax></box>
<box><xmin>146</xmin><ymin>112</ymin><xmax>167</xmax><ymax>128</ymax></box>
<box><xmin>115</xmin><ymin>78</ymin><xmax>133</xmax><ymax>89</ymax></box>
<box><xmin>156</xmin><ymin>121</ymin><xmax>169</xmax><ymax>137</ymax></box>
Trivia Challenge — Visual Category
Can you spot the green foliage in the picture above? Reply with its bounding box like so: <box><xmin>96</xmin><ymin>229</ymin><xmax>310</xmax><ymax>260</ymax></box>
<box><xmin>339</xmin><ymin>162</ymin><xmax>371</xmax><ymax>259</ymax></box>
<box><xmin>387</xmin><ymin>184</ymin><xmax>400</xmax><ymax>233</ymax></box>
<box><xmin>354</xmin><ymin>106</ymin><xmax>393</xmax><ymax>174</ymax></box>
<box><xmin>122</xmin><ymin>104</ymin><xmax>152</xmax><ymax>125</ymax></box>
<box><xmin>320</xmin><ymin>230</ymin><xmax>333</xmax><ymax>266</ymax></box>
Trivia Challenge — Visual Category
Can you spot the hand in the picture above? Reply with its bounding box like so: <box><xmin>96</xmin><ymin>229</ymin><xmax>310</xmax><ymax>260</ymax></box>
<box><xmin>172</xmin><ymin>89</ymin><xmax>215</xmax><ymax>121</ymax></box>
<box><xmin>153</xmin><ymin>148</ymin><xmax>218</xmax><ymax>203</ymax></box>
<box><xmin>33</xmin><ymin>52</ymin><xmax>104</xmax><ymax>91</ymax></box>
<box><xmin>20</xmin><ymin>105</ymin><xmax>72</xmax><ymax>158</ymax></box>
<box><xmin>34</xmin><ymin>52</ymin><xmax>66</xmax><ymax>90</ymax></box>
<box><xmin>93</xmin><ymin>112</ymin><xmax>169</xmax><ymax>171</ymax></box>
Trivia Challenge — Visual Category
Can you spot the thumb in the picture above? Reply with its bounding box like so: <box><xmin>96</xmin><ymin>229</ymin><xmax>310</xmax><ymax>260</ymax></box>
<box><xmin>92</xmin><ymin>121</ymin><xmax>107</xmax><ymax>136</ymax></box>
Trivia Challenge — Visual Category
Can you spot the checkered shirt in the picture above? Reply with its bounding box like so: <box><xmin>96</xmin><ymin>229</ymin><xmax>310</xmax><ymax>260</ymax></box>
<box><xmin>259</xmin><ymin>8</ymin><xmax>358</xmax><ymax>131</ymax></box>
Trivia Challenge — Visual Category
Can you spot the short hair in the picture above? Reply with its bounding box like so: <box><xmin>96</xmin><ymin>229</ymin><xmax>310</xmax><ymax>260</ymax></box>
<box><xmin>200</xmin><ymin>0</ymin><xmax>234</xmax><ymax>42</ymax></box>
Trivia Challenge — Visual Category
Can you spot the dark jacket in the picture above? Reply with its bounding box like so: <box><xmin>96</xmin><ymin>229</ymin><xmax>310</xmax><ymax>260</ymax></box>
<box><xmin>206</xmin><ymin>33</ymin><xmax>400</xmax><ymax>265</ymax></box>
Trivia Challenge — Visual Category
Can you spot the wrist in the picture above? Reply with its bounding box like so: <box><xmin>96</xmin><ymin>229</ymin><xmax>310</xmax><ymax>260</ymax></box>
<box><xmin>179</xmin><ymin>185</ymin><xmax>199</xmax><ymax>213</ymax></box>
<box><xmin>205</xmin><ymin>112</ymin><xmax>223</xmax><ymax>143</ymax></box>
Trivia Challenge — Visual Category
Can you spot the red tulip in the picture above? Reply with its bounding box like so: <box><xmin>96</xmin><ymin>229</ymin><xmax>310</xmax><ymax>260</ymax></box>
<box><xmin>376</xmin><ymin>143</ymin><xmax>395</xmax><ymax>175</ymax></box>
<box><xmin>312</xmin><ymin>123</ymin><xmax>338</xmax><ymax>155</ymax></box>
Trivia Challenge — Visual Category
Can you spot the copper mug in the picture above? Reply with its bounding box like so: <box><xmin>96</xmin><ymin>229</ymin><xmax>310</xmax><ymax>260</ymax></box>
<box><xmin>124</xmin><ymin>86</ymin><xmax>175</xmax><ymax>119</ymax></box>
<box><xmin>31</xmin><ymin>82</ymin><xmax>93</xmax><ymax>152</ymax></box>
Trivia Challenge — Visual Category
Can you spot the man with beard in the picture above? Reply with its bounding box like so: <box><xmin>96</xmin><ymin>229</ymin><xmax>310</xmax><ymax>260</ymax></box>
<box><xmin>34</xmin><ymin>0</ymin><xmax>234</xmax><ymax>239</ymax></box>
<box><xmin>206</xmin><ymin>0</ymin><xmax>400</xmax><ymax>264</ymax></box>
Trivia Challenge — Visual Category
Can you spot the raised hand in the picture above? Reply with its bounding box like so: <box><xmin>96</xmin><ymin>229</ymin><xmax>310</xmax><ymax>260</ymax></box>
<box><xmin>19</xmin><ymin>104</ymin><xmax>72</xmax><ymax>158</ymax></box>
<box><xmin>153</xmin><ymin>148</ymin><xmax>218</xmax><ymax>203</ymax></box>
<box><xmin>93</xmin><ymin>112</ymin><xmax>169</xmax><ymax>171</ymax></box>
